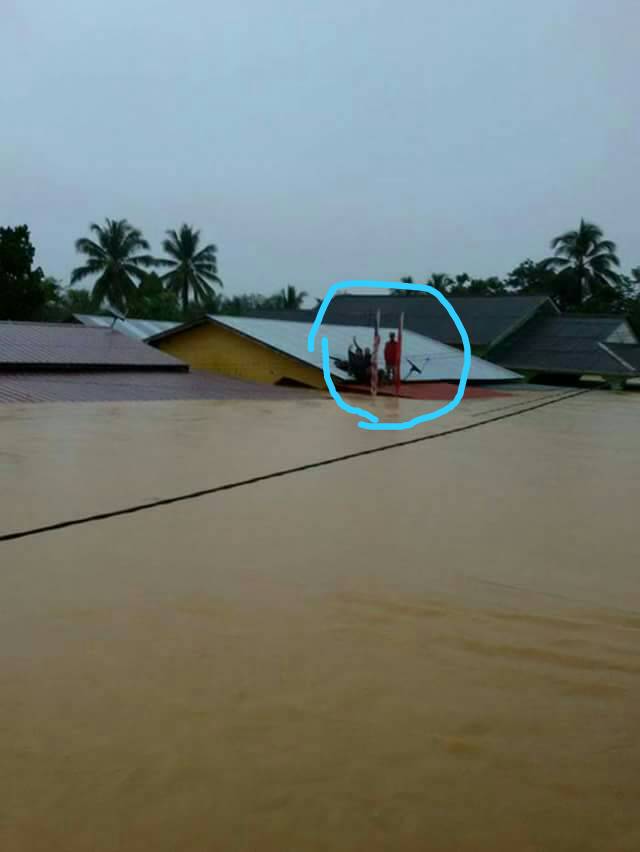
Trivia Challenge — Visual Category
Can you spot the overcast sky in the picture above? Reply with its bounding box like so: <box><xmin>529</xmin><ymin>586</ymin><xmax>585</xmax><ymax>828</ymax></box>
<box><xmin>2</xmin><ymin>0</ymin><xmax>638</xmax><ymax>303</ymax></box>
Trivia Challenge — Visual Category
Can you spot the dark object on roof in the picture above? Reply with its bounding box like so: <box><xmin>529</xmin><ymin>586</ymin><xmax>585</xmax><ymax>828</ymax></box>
<box><xmin>0</xmin><ymin>369</ymin><xmax>318</xmax><ymax>404</ymax></box>
<box><xmin>318</xmin><ymin>294</ymin><xmax>556</xmax><ymax>347</ymax></box>
<box><xmin>490</xmin><ymin>315</ymin><xmax>640</xmax><ymax>378</ymax></box>
<box><xmin>0</xmin><ymin>321</ymin><xmax>186</xmax><ymax>371</ymax></box>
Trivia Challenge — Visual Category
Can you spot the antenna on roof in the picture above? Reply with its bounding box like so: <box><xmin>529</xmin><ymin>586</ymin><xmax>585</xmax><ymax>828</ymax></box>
<box><xmin>106</xmin><ymin>306</ymin><xmax>127</xmax><ymax>330</ymax></box>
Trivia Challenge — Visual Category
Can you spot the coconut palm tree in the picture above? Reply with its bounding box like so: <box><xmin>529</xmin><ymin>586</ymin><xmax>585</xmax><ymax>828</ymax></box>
<box><xmin>278</xmin><ymin>285</ymin><xmax>308</xmax><ymax>309</ymax></box>
<box><xmin>543</xmin><ymin>219</ymin><xmax>621</xmax><ymax>308</ymax></box>
<box><xmin>155</xmin><ymin>224</ymin><xmax>222</xmax><ymax>313</ymax></box>
<box><xmin>71</xmin><ymin>219</ymin><xmax>154</xmax><ymax>311</ymax></box>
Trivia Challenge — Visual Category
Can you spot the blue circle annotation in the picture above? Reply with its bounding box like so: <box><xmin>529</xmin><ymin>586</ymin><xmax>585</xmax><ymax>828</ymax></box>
<box><xmin>307</xmin><ymin>280</ymin><xmax>472</xmax><ymax>431</ymax></box>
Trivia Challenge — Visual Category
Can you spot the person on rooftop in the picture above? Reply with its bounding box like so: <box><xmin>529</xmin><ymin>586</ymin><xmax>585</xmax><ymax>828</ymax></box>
<box><xmin>384</xmin><ymin>332</ymin><xmax>399</xmax><ymax>382</ymax></box>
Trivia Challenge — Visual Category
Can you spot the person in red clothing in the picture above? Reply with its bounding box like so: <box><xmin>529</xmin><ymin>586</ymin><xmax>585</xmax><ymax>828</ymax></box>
<box><xmin>384</xmin><ymin>332</ymin><xmax>399</xmax><ymax>382</ymax></box>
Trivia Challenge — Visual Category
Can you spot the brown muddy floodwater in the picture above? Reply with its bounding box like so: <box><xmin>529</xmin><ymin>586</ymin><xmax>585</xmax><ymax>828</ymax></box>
<box><xmin>1</xmin><ymin>389</ymin><xmax>639</xmax><ymax>851</ymax></box>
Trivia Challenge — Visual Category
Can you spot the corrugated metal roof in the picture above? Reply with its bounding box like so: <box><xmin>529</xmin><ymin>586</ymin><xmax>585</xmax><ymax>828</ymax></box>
<box><xmin>318</xmin><ymin>295</ymin><xmax>555</xmax><ymax>347</ymax></box>
<box><xmin>605</xmin><ymin>344</ymin><xmax>640</xmax><ymax>371</ymax></box>
<box><xmin>73</xmin><ymin>314</ymin><xmax>180</xmax><ymax>340</ymax></box>
<box><xmin>0</xmin><ymin>370</ymin><xmax>316</xmax><ymax>404</ymax></box>
<box><xmin>0</xmin><ymin>322</ymin><xmax>186</xmax><ymax>370</ymax></box>
<box><xmin>490</xmin><ymin>316</ymin><xmax>640</xmax><ymax>377</ymax></box>
<box><xmin>209</xmin><ymin>315</ymin><xmax>520</xmax><ymax>382</ymax></box>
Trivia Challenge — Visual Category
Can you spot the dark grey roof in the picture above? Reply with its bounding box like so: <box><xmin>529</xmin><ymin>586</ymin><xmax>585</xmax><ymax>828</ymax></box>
<box><xmin>490</xmin><ymin>316</ymin><xmax>640</xmax><ymax>377</ymax></box>
<box><xmin>0</xmin><ymin>369</ymin><xmax>318</xmax><ymax>404</ymax></box>
<box><xmin>319</xmin><ymin>295</ymin><xmax>555</xmax><ymax>346</ymax></box>
<box><xmin>235</xmin><ymin>309</ymin><xmax>317</xmax><ymax>322</ymax></box>
<box><xmin>0</xmin><ymin>321</ymin><xmax>187</xmax><ymax>371</ymax></box>
<box><xmin>606</xmin><ymin>344</ymin><xmax>640</xmax><ymax>371</ymax></box>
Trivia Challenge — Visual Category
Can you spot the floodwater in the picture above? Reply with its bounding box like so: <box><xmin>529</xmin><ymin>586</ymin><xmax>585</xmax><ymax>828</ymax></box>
<box><xmin>1</xmin><ymin>389</ymin><xmax>639</xmax><ymax>851</ymax></box>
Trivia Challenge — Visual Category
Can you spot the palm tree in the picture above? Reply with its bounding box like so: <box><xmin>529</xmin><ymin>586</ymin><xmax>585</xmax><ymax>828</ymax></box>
<box><xmin>71</xmin><ymin>219</ymin><xmax>154</xmax><ymax>311</ymax></box>
<box><xmin>544</xmin><ymin>219</ymin><xmax>621</xmax><ymax>308</ymax></box>
<box><xmin>278</xmin><ymin>285</ymin><xmax>308</xmax><ymax>309</ymax></box>
<box><xmin>155</xmin><ymin>224</ymin><xmax>222</xmax><ymax>313</ymax></box>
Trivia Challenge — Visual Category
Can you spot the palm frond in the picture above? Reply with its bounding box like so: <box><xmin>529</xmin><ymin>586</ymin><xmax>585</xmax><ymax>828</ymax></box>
<box><xmin>74</xmin><ymin>238</ymin><xmax>106</xmax><ymax>258</ymax></box>
<box><xmin>550</xmin><ymin>230</ymin><xmax>578</xmax><ymax>251</ymax></box>
<box><xmin>121</xmin><ymin>233</ymin><xmax>150</xmax><ymax>256</ymax></box>
<box><xmin>121</xmin><ymin>263</ymin><xmax>147</xmax><ymax>283</ymax></box>
<box><xmin>161</xmin><ymin>233</ymin><xmax>182</xmax><ymax>260</ymax></box>
<box><xmin>193</xmin><ymin>244</ymin><xmax>218</xmax><ymax>262</ymax></box>
<box><xmin>129</xmin><ymin>253</ymin><xmax>156</xmax><ymax>268</ymax></box>
<box><xmin>71</xmin><ymin>263</ymin><xmax>103</xmax><ymax>284</ymax></box>
<box><xmin>588</xmin><ymin>250</ymin><xmax>620</xmax><ymax>267</ymax></box>
<box><xmin>590</xmin><ymin>239</ymin><xmax>617</xmax><ymax>254</ymax></box>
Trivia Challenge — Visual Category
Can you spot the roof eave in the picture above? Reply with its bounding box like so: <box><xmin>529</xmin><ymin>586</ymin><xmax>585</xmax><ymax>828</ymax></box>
<box><xmin>147</xmin><ymin>316</ymin><xmax>210</xmax><ymax>344</ymax></box>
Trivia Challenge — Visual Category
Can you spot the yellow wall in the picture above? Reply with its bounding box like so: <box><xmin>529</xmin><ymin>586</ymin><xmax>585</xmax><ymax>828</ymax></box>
<box><xmin>155</xmin><ymin>322</ymin><xmax>325</xmax><ymax>388</ymax></box>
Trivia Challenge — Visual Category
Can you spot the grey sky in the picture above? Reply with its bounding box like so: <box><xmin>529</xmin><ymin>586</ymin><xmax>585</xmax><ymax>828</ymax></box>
<box><xmin>2</xmin><ymin>0</ymin><xmax>638</xmax><ymax>303</ymax></box>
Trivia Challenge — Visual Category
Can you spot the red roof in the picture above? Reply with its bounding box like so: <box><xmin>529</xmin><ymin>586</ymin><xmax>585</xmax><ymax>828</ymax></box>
<box><xmin>0</xmin><ymin>322</ymin><xmax>186</xmax><ymax>371</ymax></box>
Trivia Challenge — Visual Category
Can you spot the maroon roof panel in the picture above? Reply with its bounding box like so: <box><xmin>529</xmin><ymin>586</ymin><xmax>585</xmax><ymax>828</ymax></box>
<box><xmin>0</xmin><ymin>322</ymin><xmax>186</xmax><ymax>370</ymax></box>
<box><xmin>0</xmin><ymin>370</ymin><xmax>320</xmax><ymax>404</ymax></box>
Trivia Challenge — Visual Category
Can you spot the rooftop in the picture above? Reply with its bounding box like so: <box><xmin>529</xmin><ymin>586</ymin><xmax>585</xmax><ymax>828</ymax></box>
<box><xmin>0</xmin><ymin>321</ymin><xmax>187</xmax><ymax>371</ymax></box>
<box><xmin>317</xmin><ymin>294</ymin><xmax>556</xmax><ymax>347</ymax></box>
<box><xmin>490</xmin><ymin>315</ymin><xmax>640</xmax><ymax>377</ymax></box>
<box><xmin>0</xmin><ymin>369</ymin><xmax>319</xmax><ymax>404</ymax></box>
<box><xmin>150</xmin><ymin>314</ymin><xmax>521</xmax><ymax>383</ymax></box>
<box><xmin>73</xmin><ymin>314</ymin><xmax>180</xmax><ymax>341</ymax></box>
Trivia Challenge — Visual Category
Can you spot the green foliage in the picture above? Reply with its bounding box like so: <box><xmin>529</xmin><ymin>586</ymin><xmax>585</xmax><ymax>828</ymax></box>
<box><xmin>126</xmin><ymin>272</ymin><xmax>184</xmax><ymax>321</ymax></box>
<box><xmin>72</xmin><ymin>219</ymin><xmax>155</xmax><ymax>312</ymax></box>
<box><xmin>620</xmin><ymin>268</ymin><xmax>640</xmax><ymax>337</ymax></box>
<box><xmin>432</xmin><ymin>273</ymin><xmax>506</xmax><ymax>296</ymax></box>
<box><xmin>61</xmin><ymin>287</ymin><xmax>100</xmax><ymax>314</ymax></box>
<box><xmin>30</xmin><ymin>277</ymin><xmax>74</xmax><ymax>321</ymax></box>
<box><xmin>542</xmin><ymin>219</ymin><xmax>621</xmax><ymax>310</ymax></box>
<box><xmin>217</xmin><ymin>293</ymin><xmax>269</xmax><ymax>315</ymax></box>
<box><xmin>0</xmin><ymin>225</ymin><xmax>51</xmax><ymax>320</ymax></box>
<box><xmin>156</xmin><ymin>224</ymin><xmax>222</xmax><ymax>313</ymax></box>
<box><xmin>271</xmin><ymin>285</ymin><xmax>308</xmax><ymax>309</ymax></box>
<box><xmin>430</xmin><ymin>274</ymin><xmax>454</xmax><ymax>293</ymax></box>
<box><xmin>5</xmin><ymin>216</ymin><xmax>639</xmax><ymax>339</ymax></box>
<box><xmin>505</xmin><ymin>259</ymin><xmax>558</xmax><ymax>295</ymax></box>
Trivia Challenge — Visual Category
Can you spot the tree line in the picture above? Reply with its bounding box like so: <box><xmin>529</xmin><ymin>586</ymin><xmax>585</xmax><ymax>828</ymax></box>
<box><xmin>1</xmin><ymin>217</ymin><xmax>638</xmax><ymax>331</ymax></box>
<box><xmin>400</xmin><ymin>220</ymin><xmax>639</xmax><ymax>320</ymax></box>
<box><xmin>0</xmin><ymin>219</ymin><xmax>307</xmax><ymax>322</ymax></box>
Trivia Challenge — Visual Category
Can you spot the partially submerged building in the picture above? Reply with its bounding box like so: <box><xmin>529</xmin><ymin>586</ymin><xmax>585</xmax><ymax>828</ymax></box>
<box><xmin>488</xmin><ymin>315</ymin><xmax>640</xmax><ymax>388</ymax></box>
<box><xmin>317</xmin><ymin>294</ymin><xmax>557</xmax><ymax>356</ymax></box>
<box><xmin>70</xmin><ymin>295</ymin><xmax>640</xmax><ymax>389</ymax></box>
<box><xmin>148</xmin><ymin>315</ymin><xmax>520</xmax><ymax>389</ymax></box>
<box><xmin>307</xmin><ymin>294</ymin><xmax>640</xmax><ymax>387</ymax></box>
<box><xmin>0</xmin><ymin>322</ymin><xmax>311</xmax><ymax>403</ymax></box>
